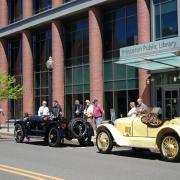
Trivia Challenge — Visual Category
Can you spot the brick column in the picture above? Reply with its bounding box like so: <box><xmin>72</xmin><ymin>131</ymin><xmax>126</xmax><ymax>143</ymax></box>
<box><xmin>89</xmin><ymin>7</ymin><xmax>103</xmax><ymax>105</ymax></box>
<box><xmin>22</xmin><ymin>30</ymin><xmax>34</xmax><ymax>114</ymax></box>
<box><xmin>52</xmin><ymin>20</ymin><xmax>65</xmax><ymax>112</ymax></box>
<box><xmin>22</xmin><ymin>0</ymin><xmax>33</xmax><ymax>18</ymax></box>
<box><xmin>52</xmin><ymin>0</ymin><xmax>63</xmax><ymax>8</ymax></box>
<box><xmin>137</xmin><ymin>0</ymin><xmax>151</xmax><ymax>106</ymax></box>
<box><xmin>22</xmin><ymin>1</ymin><xmax>33</xmax><ymax>114</ymax></box>
<box><xmin>0</xmin><ymin>0</ymin><xmax>8</xmax><ymax>122</ymax></box>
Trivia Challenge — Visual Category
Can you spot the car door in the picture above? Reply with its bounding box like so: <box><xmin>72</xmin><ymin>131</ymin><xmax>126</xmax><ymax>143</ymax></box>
<box><xmin>132</xmin><ymin>115</ymin><xmax>148</xmax><ymax>137</ymax></box>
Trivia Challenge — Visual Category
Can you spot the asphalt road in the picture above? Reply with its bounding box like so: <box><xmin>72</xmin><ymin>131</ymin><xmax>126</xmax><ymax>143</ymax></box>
<box><xmin>0</xmin><ymin>137</ymin><xmax>180</xmax><ymax>180</ymax></box>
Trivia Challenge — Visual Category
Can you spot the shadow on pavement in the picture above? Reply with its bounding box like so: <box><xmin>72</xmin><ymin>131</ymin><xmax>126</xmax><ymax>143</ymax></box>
<box><xmin>24</xmin><ymin>140</ymin><xmax>83</xmax><ymax>148</ymax></box>
<box><xmin>98</xmin><ymin>149</ymin><xmax>162</xmax><ymax>161</ymax></box>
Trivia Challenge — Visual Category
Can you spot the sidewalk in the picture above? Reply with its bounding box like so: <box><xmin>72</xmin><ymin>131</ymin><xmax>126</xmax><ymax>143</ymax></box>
<box><xmin>0</xmin><ymin>121</ymin><xmax>14</xmax><ymax>137</ymax></box>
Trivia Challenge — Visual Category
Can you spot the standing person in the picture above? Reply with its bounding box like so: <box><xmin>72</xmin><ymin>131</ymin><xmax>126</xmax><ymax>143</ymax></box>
<box><xmin>38</xmin><ymin>101</ymin><xmax>50</xmax><ymax>117</ymax></box>
<box><xmin>127</xmin><ymin>102</ymin><xmax>136</xmax><ymax>117</ymax></box>
<box><xmin>136</xmin><ymin>98</ymin><xmax>148</xmax><ymax>114</ymax></box>
<box><xmin>84</xmin><ymin>100</ymin><xmax>96</xmax><ymax>131</ymax></box>
<box><xmin>52</xmin><ymin>100</ymin><xmax>62</xmax><ymax>117</ymax></box>
<box><xmin>93</xmin><ymin>99</ymin><xmax>104</xmax><ymax>127</ymax></box>
<box><xmin>0</xmin><ymin>106</ymin><xmax>5</xmax><ymax>129</ymax></box>
<box><xmin>73</xmin><ymin>100</ymin><xmax>83</xmax><ymax>118</ymax></box>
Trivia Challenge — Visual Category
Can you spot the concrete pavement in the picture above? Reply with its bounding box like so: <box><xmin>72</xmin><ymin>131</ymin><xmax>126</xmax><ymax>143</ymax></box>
<box><xmin>0</xmin><ymin>139</ymin><xmax>180</xmax><ymax>180</ymax></box>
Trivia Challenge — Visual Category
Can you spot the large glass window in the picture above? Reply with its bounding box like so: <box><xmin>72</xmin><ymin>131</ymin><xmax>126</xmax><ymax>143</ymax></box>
<box><xmin>33</xmin><ymin>29</ymin><xmax>52</xmax><ymax>113</ymax></box>
<box><xmin>154</xmin><ymin>0</ymin><xmax>178</xmax><ymax>40</ymax></box>
<box><xmin>103</xmin><ymin>3</ymin><xmax>138</xmax><ymax>119</ymax></box>
<box><xmin>8</xmin><ymin>0</ymin><xmax>22</xmax><ymax>24</ymax></box>
<box><xmin>8</xmin><ymin>38</ymin><xmax>22</xmax><ymax>119</ymax></box>
<box><xmin>65</xmin><ymin>18</ymin><xmax>89</xmax><ymax>119</ymax></box>
<box><xmin>33</xmin><ymin>0</ymin><xmax>51</xmax><ymax>14</ymax></box>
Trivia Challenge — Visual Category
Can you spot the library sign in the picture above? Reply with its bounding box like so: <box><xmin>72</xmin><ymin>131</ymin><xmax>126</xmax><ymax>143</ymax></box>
<box><xmin>120</xmin><ymin>37</ymin><xmax>180</xmax><ymax>60</ymax></box>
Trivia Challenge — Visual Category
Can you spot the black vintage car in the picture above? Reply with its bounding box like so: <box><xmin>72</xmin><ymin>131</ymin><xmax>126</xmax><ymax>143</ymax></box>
<box><xmin>14</xmin><ymin>110</ymin><xmax>94</xmax><ymax>147</ymax></box>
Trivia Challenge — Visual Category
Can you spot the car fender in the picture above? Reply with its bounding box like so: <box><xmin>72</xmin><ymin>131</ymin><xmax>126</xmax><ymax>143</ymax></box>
<box><xmin>96</xmin><ymin>124</ymin><xmax>128</xmax><ymax>146</ymax></box>
<box><xmin>156</xmin><ymin>124</ymin><xmax>180</xmax><ymax>149</ymax></box>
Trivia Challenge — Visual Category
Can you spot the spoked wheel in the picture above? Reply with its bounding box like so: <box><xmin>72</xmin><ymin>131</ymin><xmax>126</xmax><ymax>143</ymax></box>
<box><xmin>14</xmin><ymin>124</ymin><xmax>25</xmax><ymax>143</ymax></box>
<box><xmin>69</xmin><ymin>118</ymin><xmax>87</xmax><ymax>138</ymax></box>
<box><xmin>96</xmin><ymin>129</ymin><xmax>113</xmax><ymax>154</ymax></box>
<box><xmin>160</xmin><ymin>134</ymin><xmax>180</xmax><ymax>162</ymax></box>
<box><xmin>48</xmin><ymin>127</ymin><xmax>60</xmax><ymax>147</ymax></box>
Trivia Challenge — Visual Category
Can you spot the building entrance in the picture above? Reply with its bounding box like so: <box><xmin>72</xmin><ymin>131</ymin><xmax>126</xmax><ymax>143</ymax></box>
<box><xmin>164</xmin><ymin>88</ymin><xmax>179</xmax><ymax>119</ymax></box>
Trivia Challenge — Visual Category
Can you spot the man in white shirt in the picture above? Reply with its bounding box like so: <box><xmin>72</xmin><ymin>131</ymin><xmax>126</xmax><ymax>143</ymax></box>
<box><xmin>38</xmin><ymin>101</ymin><xmax>50</xmax><ymax>117</ymax></box>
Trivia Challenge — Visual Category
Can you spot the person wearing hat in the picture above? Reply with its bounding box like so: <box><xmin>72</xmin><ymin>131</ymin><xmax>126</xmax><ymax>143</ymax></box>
<box><xmin>84</xmin><ymin>100</ymin><xmax>95</xmax><ymax>131</ymax></box>
<box><xmin>93</xmin><ymin>99</ymin><xmax>104</xmax><ymax>127</ymax></box>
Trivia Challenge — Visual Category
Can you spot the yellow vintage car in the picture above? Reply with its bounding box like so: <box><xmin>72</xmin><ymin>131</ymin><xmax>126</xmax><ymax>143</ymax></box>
<box><xmin>96</xmin><ymin>108</ymin><xmax>180</xmax><ymax>162</ymax></box>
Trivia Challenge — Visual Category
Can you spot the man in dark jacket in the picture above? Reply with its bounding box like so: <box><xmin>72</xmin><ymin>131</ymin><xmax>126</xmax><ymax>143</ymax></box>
<box><xmin>52</xmin><ymin>100</ymin><xmax>62</xmax><ymax>117</ymax></box>
<box><xmin>73</xmin><ymin>100</ymin><xmax>83</xmax><ymax>118</ymax></box>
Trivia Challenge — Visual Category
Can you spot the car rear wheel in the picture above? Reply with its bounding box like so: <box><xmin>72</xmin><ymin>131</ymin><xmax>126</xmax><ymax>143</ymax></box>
<box><xmin>68</xmin><ymin>118</ymin><xmax>87</xmax><ymax>138</ymax></box>
<box><xmin>160</xmin><ymin>134</ymin><xmax>180</xmax><ymax>162</ymax></box>
<box><xmin>14</xmin><ymin>124</ymin><xmax>24</xmax><ymax>143</ymax></box>
<box><xmin>96</xmin><ymin>129</ymin><xmax>113</xmax><ymax>154</ymax></box>
<box><xmin>48</xmin><ymin>127</ymin><xmax>60</xmax><ymax>147</ymax></box>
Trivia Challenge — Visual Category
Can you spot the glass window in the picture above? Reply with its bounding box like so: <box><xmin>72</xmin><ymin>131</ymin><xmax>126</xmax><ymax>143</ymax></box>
<box><xmin>64</xmin><ymin>18</ymin><xmax>89</xmax><ymax>118</ymax></box>
<box><xmin>103</xmin><ymin>3</ymin><xmax>138</xmax><ymax>119</ymax></box>
<box><xmin>154</xmin><ymin>0</ymin><xmax>178</xmax><ymax>40</ymax></box>
<box><xmin>8</xmin><ymin>0</ymin><xmax>22</xmax><ymax>24</ymax></box>
<box><xmin>33</xmin><ymin>0</ymin><xmax>51</xmax><ymax>14</ymax></box>
<box><xmin>33</xmin><ymin>29</ymin><xmax>52</xmax><ymax>113</ymax></box>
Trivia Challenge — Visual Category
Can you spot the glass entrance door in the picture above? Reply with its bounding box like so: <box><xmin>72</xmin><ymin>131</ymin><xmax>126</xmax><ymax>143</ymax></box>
<box><xmin>164</xmin><ymin>89</ymin><xmax>179</xmax><ymax>119</ymax></box>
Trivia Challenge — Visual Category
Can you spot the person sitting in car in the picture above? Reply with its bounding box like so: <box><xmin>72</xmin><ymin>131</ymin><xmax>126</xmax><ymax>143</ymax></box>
<box><xmin>73</xmin><ymin>99</ymin><xmax>83</xmax><ymax>118</ymax></box>
<box><xmin>136</xmin><ymin>98</ymin><xmax>148</xmax><ymax>114</ymax></box>
<box><xmin>38</xmin><ymin>101</ymin><xmax>50</xmax><ymax>120</ymax></box>
<box><xmin>52</xmin><ymin>100</ymin><xmax>63</xmax><ymax>118</ymax></box>
<box><xmin>127</xmin><ymin>102</ymin><xmax>136</xmax><ymax>117</ymax></box>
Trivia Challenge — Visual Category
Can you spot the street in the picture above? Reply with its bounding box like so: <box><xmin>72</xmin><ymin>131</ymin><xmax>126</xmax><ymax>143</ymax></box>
<box><xmin>0</xmin><ymin>137</ymin><xmax>180</xmax><ymax>180</ymax></box>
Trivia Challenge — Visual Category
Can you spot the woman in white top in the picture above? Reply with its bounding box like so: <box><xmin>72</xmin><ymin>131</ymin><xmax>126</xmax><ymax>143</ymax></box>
<box><xmin>38</xmin><ymin>101</ymin><xmax>50</xmax><ymax>117</ymax></box>
<box><xmin>84</xmin><ymin>100</ymin><xmax>96</xmax><ymax>131</ymax></box>
<box><xmin>127</xmin><ymin>102</ymin><xmax>136</xmax><ymax>117</ymax></box>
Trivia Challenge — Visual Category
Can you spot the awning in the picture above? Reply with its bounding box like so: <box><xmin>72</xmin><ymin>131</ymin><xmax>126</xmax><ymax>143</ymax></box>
<box><xmin>116</xmin><ymin>37</ymin><xmax>180</xmax><ymax>71</ymax></box>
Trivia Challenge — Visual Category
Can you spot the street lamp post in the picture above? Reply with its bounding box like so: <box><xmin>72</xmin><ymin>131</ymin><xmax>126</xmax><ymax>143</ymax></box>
<box><xmin>46</xmin><ymin>56</ymin><xmax>53</xmax><ymax>111</ymax></box>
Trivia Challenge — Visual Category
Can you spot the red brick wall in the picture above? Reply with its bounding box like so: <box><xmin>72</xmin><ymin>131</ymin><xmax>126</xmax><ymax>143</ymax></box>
<box><xmin>52</xmin><ymin>0</ymin><xmax>64</xmax><ymax>8</ymax></box>
<box><xmin>52</xmin><ymin>20</ymin><xmax>65</xmax><ymax>113</ymax></box>
<box><xmin>0</xmin><ymin>0</ymin><xmax>8</xmax><ymax>122</ymax></box>
<box><xmin>137</xmin><ymin>0</ymin><xmax>151</xmax><ymax>106</ymax></box>
<box><xmin>89</xmin><ymin>7</ymin><xmax>104</xmax><ymax>105</ymax></box>
<box><xmin>22</xmin><ymin>30</ymin><xmax>34</xmax><ymax>114</ymax></box>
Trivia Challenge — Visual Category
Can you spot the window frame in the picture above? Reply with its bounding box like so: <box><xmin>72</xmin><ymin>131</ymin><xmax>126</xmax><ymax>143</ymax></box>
<box><xmin>151</xmin><ymin>0</ymin><xmax>179</xmax><ymax>41</ymax></box>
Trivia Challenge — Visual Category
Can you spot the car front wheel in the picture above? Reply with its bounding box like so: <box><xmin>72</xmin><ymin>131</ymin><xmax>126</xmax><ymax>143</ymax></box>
<box><xmin>14</xmin><ymin>124</ymin><xmax>25</xmax><ymax>143</ymax></box>
<box><xmin>48</xmin><ymin>127</ymin><xmax>60</xmax><ymax>147</ymax></box>
<box><xmin>160</xmin><ymin>133</ymin><xmax>180</xmax><ymax>162</ymax></box>
<box><xmin>96</xmin><ymin>129</ymin><xmax>113</xmax><ymax>154</ymax></box>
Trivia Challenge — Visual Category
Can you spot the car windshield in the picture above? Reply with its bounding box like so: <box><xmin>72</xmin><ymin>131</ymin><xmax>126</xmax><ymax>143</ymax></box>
<box><xmin>147</xmin><ymin>107</ymin><xmax>162</xmax><ymax>115</ymax></box>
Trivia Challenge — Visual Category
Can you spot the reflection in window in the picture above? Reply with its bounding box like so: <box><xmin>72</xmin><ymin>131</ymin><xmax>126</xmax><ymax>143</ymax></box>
<box><xmin>33</xmin><ymin>29</ymin><xmax>52</xmax><ymax>113</ymax></box>
<box><xmin>103</xmin><ymin>3</ymin><xmax>138</xmax><ymax>118</ymax></box>
<box><xmin>154</xmin><ymin>0</ymin><xmax>178</xmax><ymax>40</ymax></box>
<box><xmin>33</xmin><ymin>0</ymin><xmax>51</xmax><ymax>14</ymax></box>
<box><xmin>64</xmin><ymin>18</ymin><xmax>89</xmax><ymax>118</ymax></box>
<box><xmin>8</xmin><ymin>38</ymin><xmax>23</xmax><ymax>119</ymax></box>
<box><xmin>8</xmin><ymin>0</ymin><xmax>22</xmax><ymax>24</ymax></box>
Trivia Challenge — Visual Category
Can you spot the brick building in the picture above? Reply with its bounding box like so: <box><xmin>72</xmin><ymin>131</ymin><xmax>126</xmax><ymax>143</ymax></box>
<box><xmin>0</xmin><ymin>0</ymin><xmax>179</xmax><ymax>121</ymax></box>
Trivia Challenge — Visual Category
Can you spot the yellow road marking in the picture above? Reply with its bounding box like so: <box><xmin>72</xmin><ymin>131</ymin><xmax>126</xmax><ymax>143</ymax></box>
<box><xmin>0</xmin><ymin>164</ymin><xmax>63</xmax><ymax>180</ymax></box>
<box><xmin>0</xmin><ymin>167</ymin><xmax>44</xmax><ymax>180</ymax></box>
